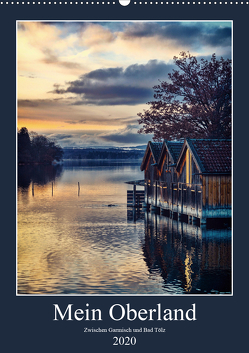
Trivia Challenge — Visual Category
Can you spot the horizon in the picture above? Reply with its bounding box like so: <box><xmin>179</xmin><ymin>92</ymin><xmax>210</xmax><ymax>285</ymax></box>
<box><xmin>61</xmin><ymin>145</ymin><xmax>147</xmax><ymax>149</ymax></box>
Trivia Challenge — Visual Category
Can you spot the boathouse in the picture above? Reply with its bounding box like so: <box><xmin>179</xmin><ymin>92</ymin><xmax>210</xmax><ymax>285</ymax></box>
<box><xmin>140</xmin><ymin>138</ymin><xmax>232</xmax><ymax>224</ymax></box>
<box><xmin>126</xmin><ymin>141</ymin><xmax>162</xmax><ymax>208</ymax></box>
<box><xmin>140</xmin><ymin>140</ymin><xmax>183</xmax><ymax>209</ymax></box>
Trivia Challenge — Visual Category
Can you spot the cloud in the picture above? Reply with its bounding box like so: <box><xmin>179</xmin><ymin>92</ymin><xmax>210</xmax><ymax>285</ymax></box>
<box><xmin>51</xmin><ymin>60</ymin><xmax>174</xmax><ymax>105</ymax></box>
<box><xmin>42</xmin><ymin>48</ymin><xmax>83</xmax><ymax>69</ymax></box>
<box><xmin>99</xmin><ymin>124</ymin><xmax>153</xmax><ymax>144</ymax></box>
<box><xmin>84</xmin><ymin>67</ymin><xmax>123</xmax><ymax>81</ymax></box>
<box><xmin>121</xmin><ymin>22</ymin><xmax>231</xmax><ymax>48</ymax></box>
<box><xmin>202</xmin><ymin>27</ymin><xmax>231</xmax><ymax>47</ymax></box>
<box><xmin>42</xmin><ymin>124</ymin><xmax>152</xmax><ymax>147</ymax></box>
<box><xmin>18</xmin><ymin>98</ymin><xmax>64</xmax><ymax>108</ymax></box>
<box><xmin>100</xmin><ymin>132</ymin><xmax>150</xmax><ymax>144</ymax></box>
<box><xmin>48</xmin><ymin>133</ymin><xmax>74</xmax><ymax>140</ymax></box>
<box><xmin>84</xmin><ymin>60</ymin><xmax>174</xmax><ymax>82</ymax></box>
<box><xmin>44</xmin><ymin>133</ymin><xmax>81</xmax><ymax>147</ymax></box>
<box><xmin>44</xmin><ymin>131</ymin><xmax>109</xmax><ymax>147</ymax></box>
<box><xmin>64</xmin><ymin>120</ymin><xmax>86</xmax><ymax>125</ymax></box>
<box><xmin>71</xmin><ymin>87</ymin><xmax>152</xmax><ymax>106</ymax></box>
<box><xmin>19</xmin><ymin>74</ymin><xmax>36</xmax><ymax>79</ymax></box>
<box><xmin>79</xmin><ymin>23</ymin><xmax>116</xmax><ymax>47</ymax></box>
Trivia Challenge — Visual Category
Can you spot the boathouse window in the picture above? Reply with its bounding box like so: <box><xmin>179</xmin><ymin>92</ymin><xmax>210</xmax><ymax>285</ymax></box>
<box><xmin>186</xmin><ymin>148</ymin><xmax>192</xmax><ymax>184</ymax></box>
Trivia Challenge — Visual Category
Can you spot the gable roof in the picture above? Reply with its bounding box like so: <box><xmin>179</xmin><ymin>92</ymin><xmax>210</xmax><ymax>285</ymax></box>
<box><xmin>177</xmin><ymin>139</ymin><xmax>232</xmax><ymax>174</ymax></box>
<box><xmin>166</xmin><ymin>141</ymin><xmax>184</xmax><ymax>164</ymax></box>
<box><xmin>150</xmin><ymin>141</ymin><xmax>163</xmax><ymax>163</ymax></box>
<box><xmin>140</xmin><ymin>141</ymin><xmax>163</xmax><ymax>171</ymax></box>
<box><xmin>157</xmin><ymin>140</ymin><xmax>184</xmax><ymax>167</ymax></box>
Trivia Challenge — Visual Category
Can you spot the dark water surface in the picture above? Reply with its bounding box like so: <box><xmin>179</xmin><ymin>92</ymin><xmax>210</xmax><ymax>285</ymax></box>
<box><xmin>17</xmin><ymin>160</ymin><xmax>232</xmax><ymax>295</ymax></box>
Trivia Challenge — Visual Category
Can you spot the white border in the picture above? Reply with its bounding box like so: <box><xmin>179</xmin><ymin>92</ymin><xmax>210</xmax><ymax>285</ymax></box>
<box><xmin>16</xmin><ymin>19</ymin><xmax>233</xmax><ymax>297</ymax></box>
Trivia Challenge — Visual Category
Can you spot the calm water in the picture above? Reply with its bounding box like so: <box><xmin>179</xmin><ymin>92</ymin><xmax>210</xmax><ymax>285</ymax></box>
<box><xmin>17</xmin><ymin>160</ymin><xmax>232</xmax><ymax>295</ymax></box>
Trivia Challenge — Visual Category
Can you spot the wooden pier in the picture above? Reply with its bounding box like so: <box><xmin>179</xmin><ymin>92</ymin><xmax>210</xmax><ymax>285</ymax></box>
<box><xmin>127</xmin><ymin>189</ymin><xmax>145</xmax><ymax>207</ymax></box>
<box><xmin>125</xmin><ymin>180</ymin><xmax>145</xmax><ymax>208</ymax></box>
<box><xmin>145</xmin><ymin>179</ymin><xmax>231</xmax><ymax>225</ymax></box>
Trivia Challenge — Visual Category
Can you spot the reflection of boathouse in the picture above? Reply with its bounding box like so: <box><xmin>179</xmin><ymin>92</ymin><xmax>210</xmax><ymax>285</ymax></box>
<box><xmin>140</xmin><ymin>139</ymin><xmax>231</xmax><ymax>225</ymax></box>
<box><xmin>142</xmin><ymin>212</ymin><xmax>231</xmax><ymax>294</ymax></box>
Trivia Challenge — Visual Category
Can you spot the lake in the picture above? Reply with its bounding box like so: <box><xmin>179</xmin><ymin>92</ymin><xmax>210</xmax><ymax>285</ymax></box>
<box><xmin>17</xmin><ymin>160</ymin><xmax>232</xmax><ymax>295</ymax></box>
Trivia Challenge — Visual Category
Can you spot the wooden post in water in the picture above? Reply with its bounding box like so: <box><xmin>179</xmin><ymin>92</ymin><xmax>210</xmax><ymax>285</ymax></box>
<box><xmin>132</xmin><ymin>207</ymin><xmax>136</xmax><ymax>222</ymax></box>
<box><xmin>133</xmin><ymin>184</ymin><xmax>136</xmax><ymax>207</ymax></box>
<box><xmin>146</xmin><ymin>182</ymin><xmax>148</xmax><ymax>205</ymax></box>
<box><xmin>155</xmin><ymin>181</ymin><xmax>158</xmax><ymax>207</ymax></box>
<box><xmin>32</xmin><ymin>181</ymin><xmax>34</xmax><ymax>196</ymax></box>
<box><xmin>78</xmin><ymin>182</ymin><xmax>80</xmax><ymax>196</ymax></box>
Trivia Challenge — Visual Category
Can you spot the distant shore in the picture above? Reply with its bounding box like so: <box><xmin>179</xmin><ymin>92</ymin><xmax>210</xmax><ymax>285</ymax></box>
<box><xmin>63</xmin><ymin>147</ymin><xmax>146</xmax><ymax>160</ymax></box>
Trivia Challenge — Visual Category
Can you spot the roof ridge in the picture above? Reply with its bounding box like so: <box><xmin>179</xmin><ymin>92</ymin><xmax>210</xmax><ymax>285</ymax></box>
<box><xmin>166</xmin><ymin>140</ymin><xmax>184</xmax><ymax>164</ymax></box>
<box><xmin>150</xmin><ymin>141</ymin><xmax>163</xmax><ymax>163</ymax></box>
<box><xmin>186</xmin><ymin>139</ymin><xmax>206</xmax><ymax>173</ymax></box>
<box><xmin>187</xmin><ymin>138</ymin><xmax>231</xmax><ymax>141</ymax></box>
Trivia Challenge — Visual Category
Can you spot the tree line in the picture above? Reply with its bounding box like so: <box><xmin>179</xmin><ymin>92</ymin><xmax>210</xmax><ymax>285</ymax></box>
<box><xmin>63</xmin><ymin>148</ymin><xmax>145</xmax><ymax>160</ymax></box>
<box><xmin>18</xmin><ymin>127</ymin><xmax>63</xmax><ymax>165</ymax></box>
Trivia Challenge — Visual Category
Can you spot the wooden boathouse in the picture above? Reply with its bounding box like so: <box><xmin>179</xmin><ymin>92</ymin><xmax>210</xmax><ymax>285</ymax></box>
<box><xmin>140</xmin><ymin>138</ymin><xmax>232</xmax><ymax>225</ymax></box>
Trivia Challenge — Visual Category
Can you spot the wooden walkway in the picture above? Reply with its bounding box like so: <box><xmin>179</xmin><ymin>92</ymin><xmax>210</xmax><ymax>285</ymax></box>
<box><xmin>145</xmin><ymin>181</ymin><xmax>231</xmax><ymax>225</ymax></box>
<box><xmin>126</xmin><ymin>179</ymin><xmax>231</xmax><ymax>226</ymax></box>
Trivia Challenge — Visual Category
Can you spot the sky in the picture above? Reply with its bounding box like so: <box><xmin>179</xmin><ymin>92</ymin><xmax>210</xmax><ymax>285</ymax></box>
<box><xmin>17</xmin><ymin>21</ymin><xmax>232</xmax><ymax>148</ymax></box>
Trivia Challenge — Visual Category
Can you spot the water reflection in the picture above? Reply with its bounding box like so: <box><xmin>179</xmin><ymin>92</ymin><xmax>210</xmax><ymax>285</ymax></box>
<box><xmin>141</xmin><ymin>212</ymin><xmax>231</xmax><ymax>294</ymax></box>
<box><xmin>17</xmin><ymin>161</ymin><xmax>231</xmax><ymax>295</ymax></box>
<box><xmin>18</xmin><ymin>165</ymin><xmax>63</xmax><ymax>190</ymax></box>
<box><xmin>127</xmin><ymin>208</ymin><xmax>145</xmax><ymax>223</ymax></box>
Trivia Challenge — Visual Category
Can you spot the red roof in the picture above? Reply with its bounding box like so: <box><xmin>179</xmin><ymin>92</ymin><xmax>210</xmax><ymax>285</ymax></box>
<box><xmin>187</xmin><ymin>139</ymin><xmax>231</xmax><ymax>174</ymax></box>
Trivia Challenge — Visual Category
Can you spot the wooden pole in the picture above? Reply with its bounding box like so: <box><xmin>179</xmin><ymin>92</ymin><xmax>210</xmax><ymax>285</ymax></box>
<box><xmin>155</xmin><ymin>181</ymin><xmax>157</xmax><ymax>207</ymax></box>
<box><xmin>181</xmin><ymin>183</ymin><xmax>183</xmax><ymax>215</ymax></box>
<box><xmin>133</xmin><ymin>184</ymin><xmax>136</xmax><ymax>207</ymax></box>
<box><xmin>78</xmin><ymin>182</ymin><xmax>80</xmax><ymax>196</ymax></box>
<box><xmin>146</xmin><ymin>183</ymin><xmax>149</xmax><ymax>204</ymax></box>
<box><xmin>133</xmin><ymin>207</ymin><xmax>136</xmax><ymax>222</ymax></box>
<box><xmin>32</xmin><ymin>181</ymin><xmax>34</xmax><ymax>196</ymax></box>
<box><xmin>52</xmin><ymin>182</ymin><xmax>53</xmax><ymax>196</ymax></box>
